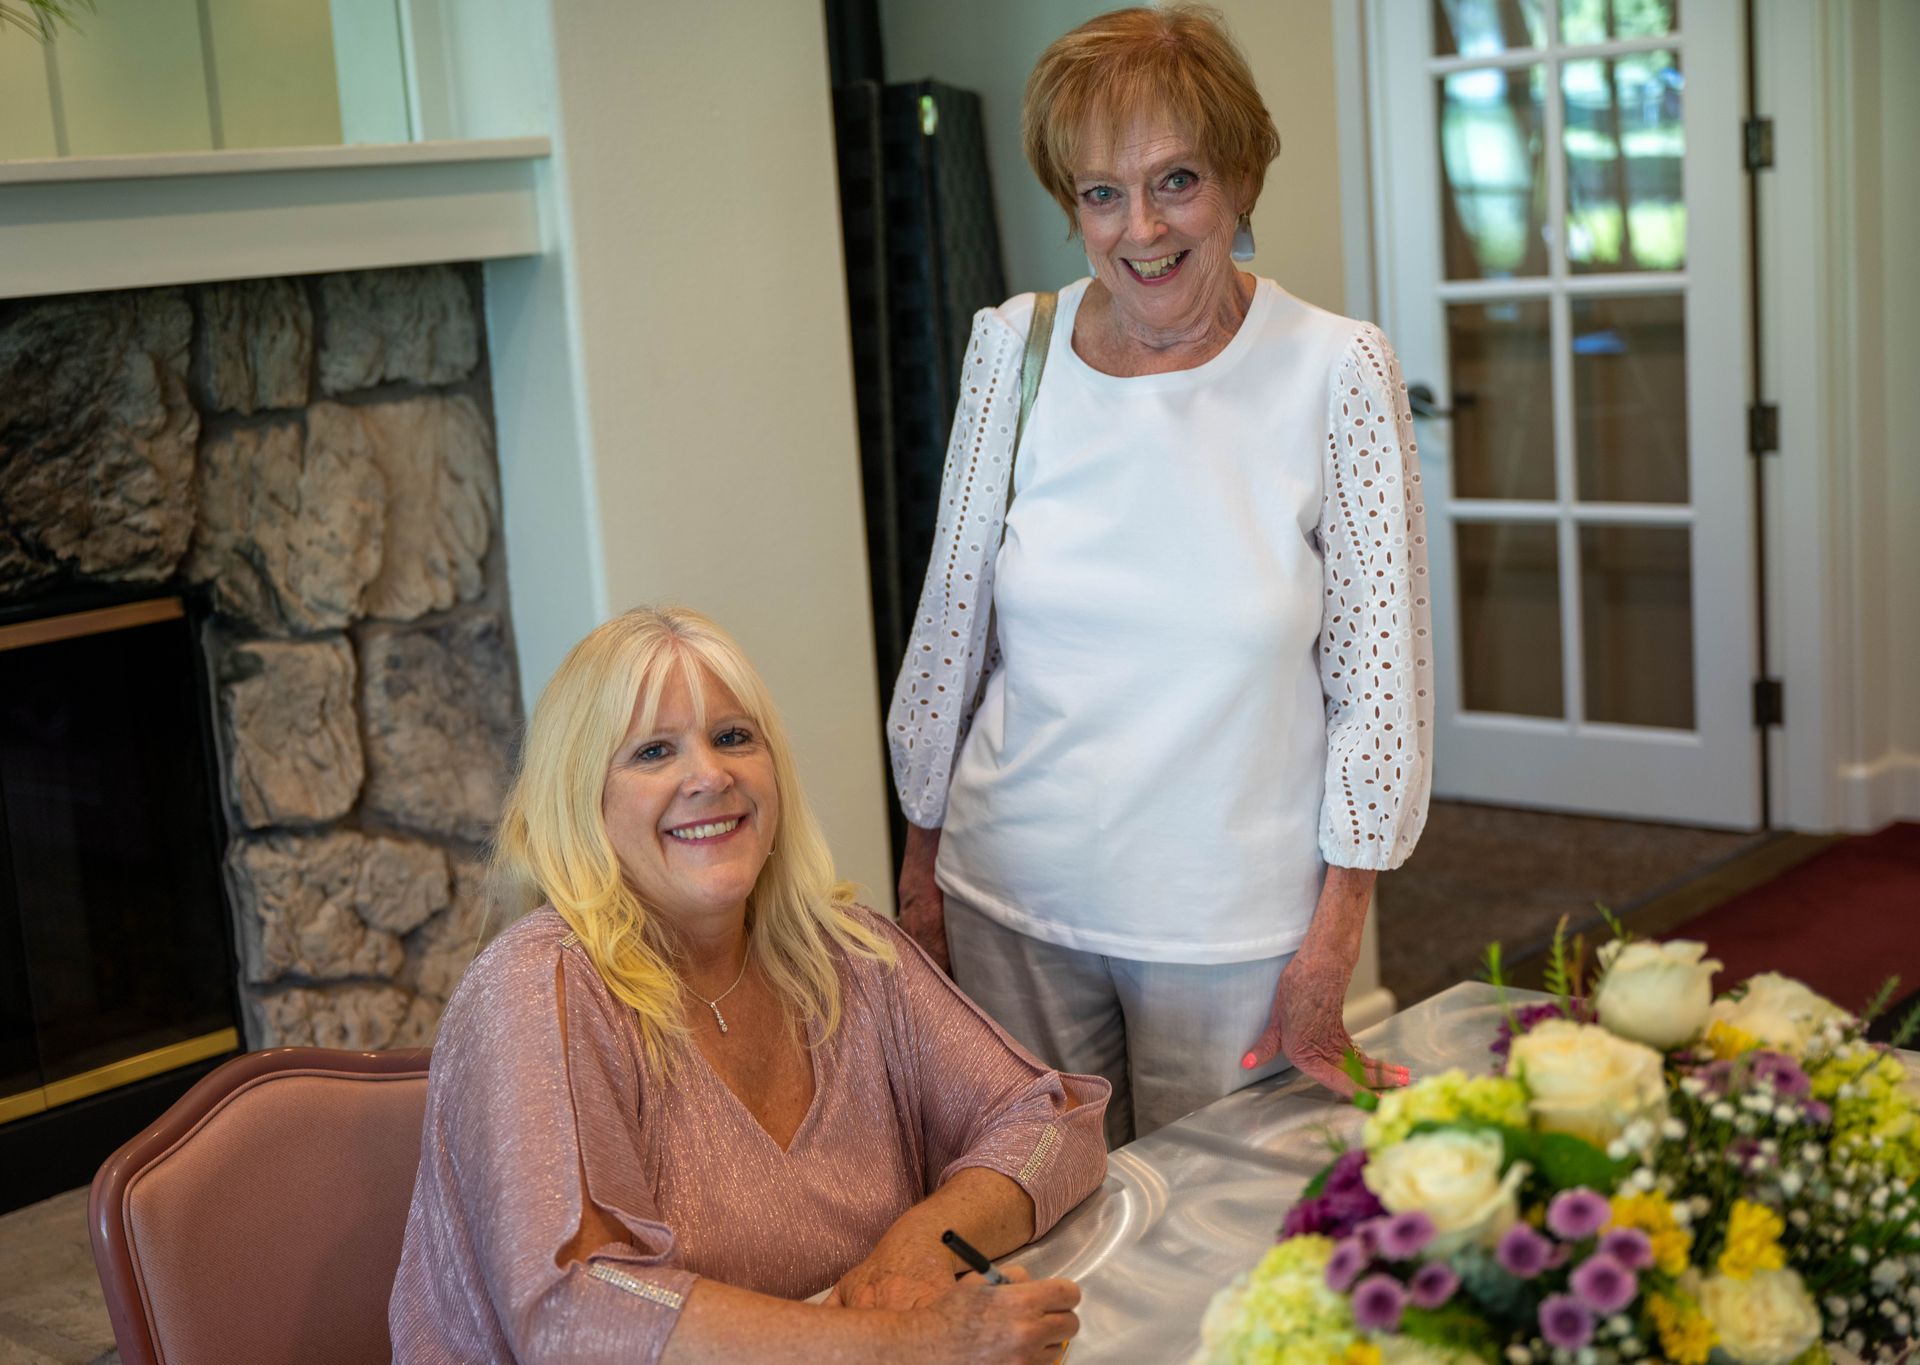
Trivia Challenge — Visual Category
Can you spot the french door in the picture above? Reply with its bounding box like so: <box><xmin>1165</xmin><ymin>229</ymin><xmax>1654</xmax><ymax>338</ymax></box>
<box><xmin>1371</xmin><ymin>0</ymin><xmax>1760</xmax><ymax>828</ymax></box>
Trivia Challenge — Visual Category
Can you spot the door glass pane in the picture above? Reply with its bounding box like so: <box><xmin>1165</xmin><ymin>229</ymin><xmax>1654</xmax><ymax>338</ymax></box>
<box><xmin>1564</xmin><ymin>51</ymin><xmax>1685</xmax><ymax>273</ymax></box>
<box><xmin>1560</xmin><ymin>0</ymin><xmax>1680</xmax><ymax>46</ymax></box>
<box><xmin>1458</xmin><ymin>522</ymin><xmax>1563</xmax><ymax>716</ymax></box>
<box><xmin>1440</xmin><ymin>66</ymin><xmax>1548</xmax><ymax>279</ymax></box>
<box><xmin>1450</xmin><ymin>300</ymin><xmax>1555</xmax><ymax>500</ymax></box>
<box><xmin>1580</xmin><ymin>525</ymin><xmax>1694</xmax><ymax>728</ymax></box>
<box><xmin>1573</xmin><ymin>294</ymin><xmax>1688</xmax><ymax>503</ymax></box>
<box><xmin>1433</xmin><ymin>0</ymin><xmax>1545</xmax><ymax>56</ymax></box>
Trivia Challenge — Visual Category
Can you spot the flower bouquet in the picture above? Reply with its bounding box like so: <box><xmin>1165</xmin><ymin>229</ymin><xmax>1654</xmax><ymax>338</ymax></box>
<box><xmin>1192</xmin><ymin>921</ymin><xmax>1920</xmax><ymax>1365</ymax></box>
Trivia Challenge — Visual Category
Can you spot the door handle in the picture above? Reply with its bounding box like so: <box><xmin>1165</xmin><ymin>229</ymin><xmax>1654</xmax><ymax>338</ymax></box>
<box><xmin>1408</xmin><ymin>383</ymin><xmax>1475</xmax><ymax>419</ymax></box>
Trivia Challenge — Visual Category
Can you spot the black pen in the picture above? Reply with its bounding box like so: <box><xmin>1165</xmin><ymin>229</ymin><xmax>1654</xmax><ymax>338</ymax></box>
<box><xmin>941</xmin><ymin>1229</ymin><xmax>1009</xmax><ymax>1285</ymax></box>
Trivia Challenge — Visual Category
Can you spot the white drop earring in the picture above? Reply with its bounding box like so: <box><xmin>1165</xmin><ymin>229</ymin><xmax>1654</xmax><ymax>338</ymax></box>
<box><xmin>1231</xmin><ymin>214</ymin><xmax>1256</xmax><ymax>262</ymax></box>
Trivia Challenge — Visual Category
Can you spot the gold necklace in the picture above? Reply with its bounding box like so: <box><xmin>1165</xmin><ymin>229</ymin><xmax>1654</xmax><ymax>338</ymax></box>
<box><xmin>691</xmin><ymin>945</ymin><xmax>752</xmax><ymax>1035</ymax></box>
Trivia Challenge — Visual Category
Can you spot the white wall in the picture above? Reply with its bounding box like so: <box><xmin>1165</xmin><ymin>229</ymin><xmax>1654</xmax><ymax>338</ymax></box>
<box><xmin>431</xmin><ymin>1</ymin><xmax>896</xmax><ymax>909</ymax></box>
<box><xmin>1765</xmin><ymin>0</ymin><xmax>1920</xmax><ymax>832</ymax></box>
<box><xmin>881</xmin><ymin>0</ymin><xmax>1353</xmax><ymax>313</ymax></box>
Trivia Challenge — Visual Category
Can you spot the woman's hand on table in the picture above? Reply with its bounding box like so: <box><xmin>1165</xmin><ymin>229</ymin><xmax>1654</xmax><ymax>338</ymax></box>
<box><xmin>898</xmin><ymin>823</ymin><xmax>950</xmax><ymax>973</ymax></box>
<box><xmin>1242</xmin><ymin>865</ymin><xmax>1410</xmax><ymax>1097</ymax></box>
<box><xmin>904</xmin><ymin>1266</ymin><xmax>1080</xmax><ymax>1364</ymax></box>
<box><xmin>822</xmin><ymin>1231</ymin><xmax>958</xmax><ymax>1310</ymax></box>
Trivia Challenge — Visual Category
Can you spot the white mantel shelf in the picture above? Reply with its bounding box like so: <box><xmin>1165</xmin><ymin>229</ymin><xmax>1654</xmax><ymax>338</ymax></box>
<box><xmin>0</xmin><ymin>137</ymin><xmax>551</xmax><ymax>300</ymax></box>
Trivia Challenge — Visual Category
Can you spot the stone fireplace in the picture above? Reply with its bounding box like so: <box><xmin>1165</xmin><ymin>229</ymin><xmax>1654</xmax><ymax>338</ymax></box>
<box><xmin>0</xmin><ymin>264</ymin><xmax>521</xmax><ymax>1063</ymax></box>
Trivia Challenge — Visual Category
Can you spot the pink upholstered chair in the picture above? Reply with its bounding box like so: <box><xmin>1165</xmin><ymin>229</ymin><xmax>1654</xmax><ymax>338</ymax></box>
<box><xmin>89</xmin><ymin>1046</ymin><xmax>432</xmax><ymax>1365</ymax></box>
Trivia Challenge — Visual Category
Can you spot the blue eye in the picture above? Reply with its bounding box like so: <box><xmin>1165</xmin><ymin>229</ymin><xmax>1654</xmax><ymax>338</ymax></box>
<box><xmin>716</xmin><ymin>727</ymin><xmax>753</xmax><ymax>747</ymax></box>
<box><xmin>1164</xmin><ymin>170</ymin><xmax>1196</xmax><ymax>191</ymax></box>
<box><xmin>1082</xmin><ymin>185</ymin><xmax>1116</xmax><ymax>205</ymax></box>
<box><xmin>635</xmin><ymin>742</ymin><xmax>669</xmax><ymax>763</ymax></box>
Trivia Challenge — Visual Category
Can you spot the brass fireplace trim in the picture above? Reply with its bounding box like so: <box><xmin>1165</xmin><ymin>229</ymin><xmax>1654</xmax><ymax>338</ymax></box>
<box><xmin>0</xmin><ymin>597</ymin><xmax>184</xmax><ymax>653</ymax></box>
<box><xmin>0</xmin><ymin>1028</ymin><xmax>240</xmax><ymax>1123</ymax></box>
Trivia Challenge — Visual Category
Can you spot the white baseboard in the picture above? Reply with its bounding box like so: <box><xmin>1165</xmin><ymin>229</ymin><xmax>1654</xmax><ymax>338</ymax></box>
<box><xmin>1835</xmin><ymin>752</ymin><xmax>1920</xmax><ymax>832</ymax></box>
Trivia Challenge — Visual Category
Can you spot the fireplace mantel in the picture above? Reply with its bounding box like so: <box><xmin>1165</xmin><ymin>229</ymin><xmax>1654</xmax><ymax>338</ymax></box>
<box><xmin>0</xmin><ymin>137</ymin><xmax>550</xmax><ymax>301</ymax></box>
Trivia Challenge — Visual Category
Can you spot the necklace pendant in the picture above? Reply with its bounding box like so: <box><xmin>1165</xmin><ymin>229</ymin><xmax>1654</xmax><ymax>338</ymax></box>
<box><xmin>709</xmin><ymin>1002</ymin><xmax>728</xmax><ymax>1034</ymax></box>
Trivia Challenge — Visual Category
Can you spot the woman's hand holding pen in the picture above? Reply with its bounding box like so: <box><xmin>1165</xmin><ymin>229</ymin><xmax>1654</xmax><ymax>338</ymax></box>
<box><xmin>903</xmin><ymin>1266</ymin><xmax>1080</xmax><ymax>1364</ymax></box>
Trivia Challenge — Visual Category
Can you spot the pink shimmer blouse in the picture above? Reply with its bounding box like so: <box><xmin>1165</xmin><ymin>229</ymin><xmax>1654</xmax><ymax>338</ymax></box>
<box><xmin>388</xmin><ymin>907</ymin><xmax>1110</xmax><ymax>1363</ymax></box>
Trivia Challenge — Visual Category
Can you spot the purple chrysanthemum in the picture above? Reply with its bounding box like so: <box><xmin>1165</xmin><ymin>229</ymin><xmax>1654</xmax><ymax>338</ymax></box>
<box><xmin>1496</xmin><ymin>1223</ymin><xmax>1554</xmax><ymax>1279</ymax></box>
<box><xmin>1324</xmin><ymin>1149</ymin><xmax>1371</xmax><ymax>1197</ymax></box>
<box><xmin>1695</xmin><ymin>1058</ymin><xmax>1736</xmax><ymax>1094</ymax></box>
<box><xmin>1598</xmin><ymin>1227</ymin><xmax>1653</xmax><ymax>1270</ymax></box>
<box><xmin>1325</xmin><ymin>1236</ymin><xmax>1369</xmax><ymax>1293</ymax></box>
<box><xmin>1802</xmin><ymin>1099</ymin><xmax>1833</xmax><ymax>1126</ymax></box>
<box><xmin>1408</xmin><ymin>1260</ymin><xmax>1460</xmax><ymax>1310</ymax></box>
<box><xmin>1748</xmin><ymin>1050</ymin><xmax>1811</xmax><ymax>1097</ymax></box>
<box><xmin>1378</xmin><ymin>1211</ymin><xmax>1435</xmax><ymax>1260</ymax></box>
<box><xmin>1539</xmin><ymin>1293</ymin><xmax>1596</xmax><ymax>1351</ymax></box>
<box><xmin>1546</xmin><ymin>1188</ymin><xmax>1612</xmax><ymax>1240</ymax></box>
<box><xmin>1491</xmin><ymin>999</ymin><xmax>1593</xmax><ymax>1063</ymax></box>
<box><xmin>1351</xmin><ymin>1274</ymin><xmax>1409</xmax><ymax>1333</ymax></box>
<box><xmin>1570</xmin><ymin>1253</ymin><xmax>1638</xmax><ymax>1314</ymax></box>
<box><xmin>1280</xmin><ymin>1195</ymin><xmax>1337</xmax><ymax>1240</ymax></box>
<box><xmin>1727</xmin><ymin>1137</ymin><xmax>1764</xmax><ymax>1172</ymax></box>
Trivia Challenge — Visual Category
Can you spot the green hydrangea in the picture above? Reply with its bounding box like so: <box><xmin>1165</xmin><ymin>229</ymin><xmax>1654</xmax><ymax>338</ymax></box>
<box><xmin>1809</xmin><ymin>1045</ymin><xmax>1920</xmax><ymax>1180</ymax></box>
<box><xmin>1363</xmin><ymin>1069</ymin><xmax>1531</xmax><ymax>1150</ymax></box>
<box><xmin>1192</xmin><ymin>1236</ymin><xmax>1357</xmax><ymax>1365</ymax></box>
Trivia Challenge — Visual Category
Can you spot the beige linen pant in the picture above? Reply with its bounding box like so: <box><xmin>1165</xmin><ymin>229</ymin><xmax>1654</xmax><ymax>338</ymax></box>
<box><xmin>943</xmin><ymin>893</ymin><xmax>1296</xmax><ymax>1149</ymax></box>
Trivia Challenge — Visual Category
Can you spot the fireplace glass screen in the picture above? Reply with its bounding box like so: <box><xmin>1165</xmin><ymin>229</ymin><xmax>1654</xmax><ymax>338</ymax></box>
<box><xmin>0</xmin><ymin>598</ymin><xmax>237</xmax><ymax>1123</ymax></box>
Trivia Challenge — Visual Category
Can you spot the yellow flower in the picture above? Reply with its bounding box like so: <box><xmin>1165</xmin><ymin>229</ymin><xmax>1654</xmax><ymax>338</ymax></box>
<box><xmin>1609</xmin><ymin>1191</ymin><xmax>1694</xmax><ymax>1276</ymax></box>
<box><xmin>1649</xmin><ymin>1292</ymin><xmax>1718</xmax><ymax>1365</ymax></box>
<box><xmin>1719</xmin><ymin>1199</ymin><xmax>1787</xmax><ymax>1280</ymax></box>
<box><xmin>1707</xmin><ymin>1018</ymin><xmax>1760</xmax><ymax>1060</ymax></box>
<box><xmin>1343</xmin><ymin>1344</ymin><xmax>1383</xmax><ymax>1365</ymax></box>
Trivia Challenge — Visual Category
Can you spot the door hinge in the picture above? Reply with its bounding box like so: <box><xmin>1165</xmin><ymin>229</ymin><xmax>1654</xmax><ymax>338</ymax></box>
<box><xmin>1749</xmin><ymin>402</ymin><xmax>1779</xmax><ymax>455</ymax></box>
<box><xmin>1744</xmin><ymin>117</ymin><xmax>1775</xmax><ymax>171</ymax></box>
<box><xmin>1753</xmin><ymin>677</ymin><xmax>1784</xmax><ymax>728</ymax></box>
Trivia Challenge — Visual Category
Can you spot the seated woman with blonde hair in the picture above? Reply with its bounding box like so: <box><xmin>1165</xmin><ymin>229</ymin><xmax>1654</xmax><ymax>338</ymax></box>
<box><xmin>390</xmin><ymin>606</ymin><xmax>1106</xmax><ymax>1364</ymax></box>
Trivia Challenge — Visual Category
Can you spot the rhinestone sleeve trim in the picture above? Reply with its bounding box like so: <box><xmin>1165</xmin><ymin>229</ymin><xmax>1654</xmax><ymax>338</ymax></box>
<box><xmin>1017</xmin><ymin>1124</ymin><xmax>1061</xmax><ymax>1184</ymax></box>
<box><xmin>586</xmin><ymin>1263</ymin><xmax>685</xmax><ymax>1310</ymax></box>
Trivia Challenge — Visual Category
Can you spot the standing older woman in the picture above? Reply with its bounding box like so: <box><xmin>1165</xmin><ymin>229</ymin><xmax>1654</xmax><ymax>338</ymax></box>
<box><xmin>890</xmin><ymin>5</ymin><xmax>1431</xmax><ymax>1147</ymax></box>
<box><xmin>392</xmin><ymin>607</ymin><xmax>1105</xmax><ymax>1363</ymax></box>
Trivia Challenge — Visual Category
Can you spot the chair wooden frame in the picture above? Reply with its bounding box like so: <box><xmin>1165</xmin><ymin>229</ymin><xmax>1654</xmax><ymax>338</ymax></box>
<box><xmin>89</xmin><ymin>1046</ymin><xmax>431</xmax><ymax>1365</ymax></box>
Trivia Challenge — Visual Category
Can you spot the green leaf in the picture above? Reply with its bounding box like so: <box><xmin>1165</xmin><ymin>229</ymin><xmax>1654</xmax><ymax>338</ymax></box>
<box><xmin>1399</xmin><ymin>1303</ymin><xmax>1506</xmax><ymax>1361</ymax></box>
<box><xmin>1543</xmin><ymin>914</ymin><xmax>1576</xmax><ymax>1017</ymax></box>
<box><xmin>1451</xmin><ymin>1244</ymin><xmax>1540</xmax><ymax>1323</ymax></box>
<box><xmin>1861</xmin><ymin>975</ymin><xmax>1902</xmax><ymax>1023</ymax></box>
<box><xmin>1893</xmin><ymin>998</ymin><xmax>1920</xmax><ymax>1050</ymax></box>
<box><xmin>1341</xmin><ymin>1049</ymin><xmax>1381</xmax><ymax>1111</ymax></box>
<box><xmin>1527</xmin><ymin>1130</ymin><xmax>1627</xmax><ymax>1191</ymax></box>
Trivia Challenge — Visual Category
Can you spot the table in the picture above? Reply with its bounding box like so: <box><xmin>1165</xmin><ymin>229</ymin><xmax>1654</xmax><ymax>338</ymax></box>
<box><xmin>1006</xmin><ymin>982</ymin><xmax>1517</xmax><ymax>1363</ymax></box>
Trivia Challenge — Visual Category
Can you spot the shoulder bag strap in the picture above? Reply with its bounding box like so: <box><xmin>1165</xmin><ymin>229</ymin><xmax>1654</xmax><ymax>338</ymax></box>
<box><xmin>1004</xmin><ymin>290</ymin><xmax>1058</xmax><ymax>542</ymax></box>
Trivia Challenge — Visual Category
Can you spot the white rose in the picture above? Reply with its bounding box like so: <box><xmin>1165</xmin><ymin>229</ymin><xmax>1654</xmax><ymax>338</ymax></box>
<box><xmin>1696</xmin><ymin>1267</ymin><xmax>1823</xmax><ymax>1365</ymax></box>
<box><xmin>1508</xmin><ymin>1019</ymin><xmax>1668</xmax><ymax>1148</ymax></box>
<box><xmin>1593</xmin><ymin>939</ymin><xmax>1723</xmax><ymax>1050</ymax></box>
<box><xmin>1361</xmin><ymin>1128</ymin><xmax>1527</xmax><ymax>1255</ymax></box>
<box><xmin>1711</xmin><ymin>973</ymin><xmax>1849</xmax><ymax>1054</ymax></box>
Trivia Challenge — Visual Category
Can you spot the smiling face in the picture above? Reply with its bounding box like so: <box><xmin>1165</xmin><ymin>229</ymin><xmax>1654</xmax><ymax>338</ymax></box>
<box><xmin>1074</xmin><ymin>111</ymin><xmax>1246</xmax><ymax>336</ymax></box>
<box><xmin>602</xmin><ymin>662</ymin><xmax>779</xmax><ymax>937</ymax></box>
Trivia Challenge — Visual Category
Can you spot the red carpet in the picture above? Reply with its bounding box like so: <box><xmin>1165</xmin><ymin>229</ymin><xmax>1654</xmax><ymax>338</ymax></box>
<box><xmin>1672</xmin><ymin>822</ymin><xmax>1920</xmax><ymax>1019</ymax></box>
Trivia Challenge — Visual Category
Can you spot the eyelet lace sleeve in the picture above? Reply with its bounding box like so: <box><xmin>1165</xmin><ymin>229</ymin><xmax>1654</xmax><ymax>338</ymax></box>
<box><xmin>887</xmin><ymin>307</ymin><xmax>1026</xmax><ymax>829</ymax></box>
<box><xmin>1318</xmin><ymin>324</ymin><xmax>1435</xmax><ymax>870</ymax></box>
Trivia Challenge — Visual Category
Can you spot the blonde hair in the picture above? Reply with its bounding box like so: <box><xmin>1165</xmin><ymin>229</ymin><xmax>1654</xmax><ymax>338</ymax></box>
<box><xmin>1022</xmin><ymin>5</ymin><xmax>1281</xmax><ymax>230</ymax></box>
<box><xmin>492</xmin><ymin>605</ymin><xmax>895</xmax><ymax>1075</ymax></box>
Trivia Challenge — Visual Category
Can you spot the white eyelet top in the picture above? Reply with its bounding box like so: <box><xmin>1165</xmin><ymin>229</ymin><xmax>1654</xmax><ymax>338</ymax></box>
<box><xmin>887</xmin><ymin>278</ymin><xmax>1432</xmax><ymax>963</ymax></box>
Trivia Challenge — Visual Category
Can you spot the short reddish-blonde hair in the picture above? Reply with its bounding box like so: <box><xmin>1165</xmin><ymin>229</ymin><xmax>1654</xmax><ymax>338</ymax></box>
<box><xmin>1022</xmin><ymin>6</ymin><xmax>1281</xmax><ymax>229</ymax></box>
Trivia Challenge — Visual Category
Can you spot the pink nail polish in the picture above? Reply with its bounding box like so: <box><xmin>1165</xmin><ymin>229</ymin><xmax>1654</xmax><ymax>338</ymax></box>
<box><xmin>1241</xmin><ymin>1051</ymin><xmax>1258</xmax><ymax>1069</ymax></box>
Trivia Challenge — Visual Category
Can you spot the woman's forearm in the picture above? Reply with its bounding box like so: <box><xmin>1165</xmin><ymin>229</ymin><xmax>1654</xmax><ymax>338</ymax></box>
<box><xmin>659</xmin><ymin>1281</ymin><xmax>908</xmax><ymax>1364</ymax></box>
<box><xmin>1296</xmin><ymin>864</ymin><xmax>1376</xmax><ymax>980</ymax></box>
<box><xmin>889</xmin><ymin>1166</ymin><xmax>1036</xmax><ymax>1265</ymax></box>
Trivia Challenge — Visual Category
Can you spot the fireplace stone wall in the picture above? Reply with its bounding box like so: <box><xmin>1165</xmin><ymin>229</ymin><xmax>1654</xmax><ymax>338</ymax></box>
<box><xmin>0</xmin><ymin>265</ymin><xmax>520</xmax><ymax>1050</ymax></box>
